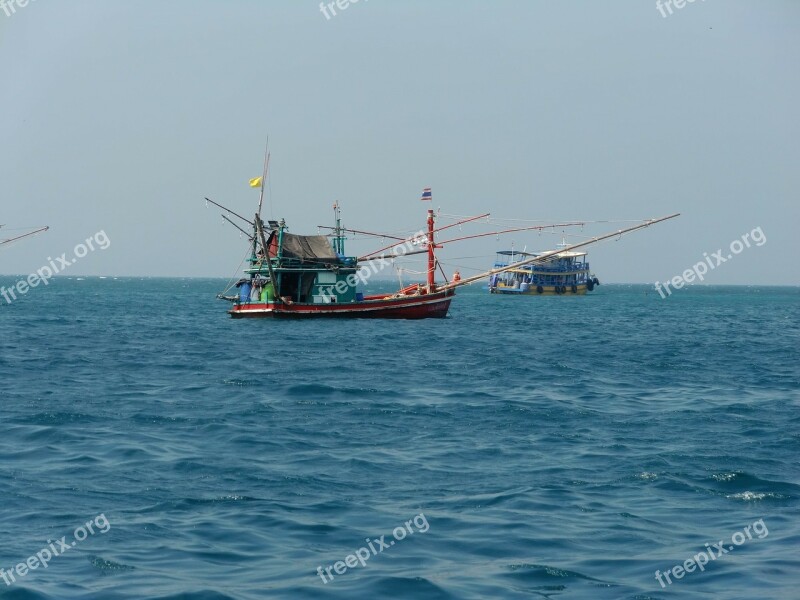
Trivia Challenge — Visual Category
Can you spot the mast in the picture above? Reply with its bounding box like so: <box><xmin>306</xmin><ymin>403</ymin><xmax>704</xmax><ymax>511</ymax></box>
<box><xmin>427</xmin><ymin>209</ymin><xmax>436</xmax><ymax>292</ymax></box>
<box><xmin>257</xmin><ymin>140</ymin><xmax>270</xmax><ymax>219</ymax></box>
<box><xmin>332</xmin><ymin>202</ymin><xmax>345</xmax><ymax>255</ymax></box>
<box><xmin>438</xmin><ymin>213</ymin><xmax>680</xmax><ymax>292</ymax></box>
<box><xmin>255</xmin><ymin>214</ymin><xmax>281</xmax><ymax>300</ymax></box>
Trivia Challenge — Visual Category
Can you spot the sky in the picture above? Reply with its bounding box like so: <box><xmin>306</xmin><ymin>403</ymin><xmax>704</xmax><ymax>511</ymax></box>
<box><xmin>1</xmin><ymin>0</ymin><xmax>798</xmax><ymax>284</ymax></box>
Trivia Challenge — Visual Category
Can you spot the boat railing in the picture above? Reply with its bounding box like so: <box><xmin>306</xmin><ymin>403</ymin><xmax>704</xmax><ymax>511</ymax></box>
<box><xmin>493</xmin><ymin>263</ymin><xmax>590</xmax><ymax>274</ymax></box>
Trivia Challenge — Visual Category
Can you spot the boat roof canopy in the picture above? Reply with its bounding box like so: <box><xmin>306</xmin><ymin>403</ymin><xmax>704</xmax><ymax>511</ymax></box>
<box><xmin>281</xmin><ymin>233</ymin><xmax>341</xmax><ymax>263</ymax></box>
<box><xmin>497</xmin><ymin>249</ymin><xmax>587</xmax><ymax>258</ymax></box>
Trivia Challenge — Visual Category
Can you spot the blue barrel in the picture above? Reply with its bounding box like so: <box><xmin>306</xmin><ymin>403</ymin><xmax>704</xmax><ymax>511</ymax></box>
<box><xmin>355</xmin><ymin>292</ymin><xmax>364</xmax><ymax>302</ymax></box>
<box><xmin>239</xmin><ymin>282</ymin><xmax>252</xmax><ymax>303</ymax></box>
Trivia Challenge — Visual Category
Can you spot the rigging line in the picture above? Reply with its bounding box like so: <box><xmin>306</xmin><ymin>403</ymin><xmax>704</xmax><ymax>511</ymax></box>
<box><xmin>437</xmin><ymin>255</ymin><xmax>487</xmax><ymax>260</ymax></box>
<box><xmin>437</xmin><ymin>261</ymin><xmax>490</xmax><ymax>272</ymax></box>
<box><xmin>360</xmin><ymin>213</ymin><xmax>489</xmax><ymax>259</ymax></box>
<box><xmin>437</xmin><ymin>221</ymin><xmax>586</xmax><ymax>245</ymax></box>
<box><xmin>220</xmin><ymin>247</ymin><xmax>252</xmax><ymax>296</ymax></box>
<box><xmin>268</xmin><ymin>167</ymin><xmax>274</xmax><ymax>220</ymax></box>
<box><xmin>396</xmin><ymin>267</ymin><xmax>435</xmax><ymax>275</ymax></box>
<box><xmin>439</xmin><ymin>213</ymin><xmax>644</xmax><ymax>224</ymax></box>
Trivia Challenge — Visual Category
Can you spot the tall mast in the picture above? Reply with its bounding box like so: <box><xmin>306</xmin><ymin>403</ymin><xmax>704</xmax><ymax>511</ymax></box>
<box><xmin>427</xmin><ymin>209</ymin><xmax>436</xmax><ymax>292</ymax></box>
<box><xmin>256</xmin><ymin>140</ymin><xmax>270</xmax><ymax>219</ymax></box>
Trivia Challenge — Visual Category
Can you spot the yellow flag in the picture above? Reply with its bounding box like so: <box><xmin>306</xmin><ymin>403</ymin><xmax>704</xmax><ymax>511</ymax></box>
<box><xmin>249</xmin><ymin>177</ymin><xmax>263</xmax><ymax>188</ymax></box>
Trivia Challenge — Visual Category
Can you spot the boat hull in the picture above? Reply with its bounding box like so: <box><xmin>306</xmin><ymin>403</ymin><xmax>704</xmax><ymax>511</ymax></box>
<box><xmin>491</xmin><ymin>283</ymin><xmax>590</xmax><ymax>296</ymax></box>
<box><xmin>229</xmin><ymin>289</ymin><xmax>454</xmax><ymax>319</ymax></box>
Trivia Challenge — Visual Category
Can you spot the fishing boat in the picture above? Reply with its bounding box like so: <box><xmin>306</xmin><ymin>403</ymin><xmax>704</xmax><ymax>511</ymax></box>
<box><xmin>216</xmin><ymin>203</ymin><xmax>455</xmax><ymax>319</ymax></box>
<box><xmin>208</xmin><ymin>149</ymin><xmax>680</xmax><ymax>319</ymax></box>
<box><xmin>488</xmin><ymin>239</ymin><xmax>600</xmax><ymax>295</ymax></box>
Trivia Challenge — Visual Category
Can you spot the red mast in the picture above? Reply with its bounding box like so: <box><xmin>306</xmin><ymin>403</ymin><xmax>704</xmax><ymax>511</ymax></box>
<box><xmin>427</xmin><ymin>209</ymin><xmax>436</xmax><ymax>292</ymax></box>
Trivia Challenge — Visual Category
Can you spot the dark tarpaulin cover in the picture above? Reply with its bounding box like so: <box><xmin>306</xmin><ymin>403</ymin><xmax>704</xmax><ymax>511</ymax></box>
<box><xmin>280</xmin><ymin>233</ymin><xmax>339</xmax><ymax>263</ymax></box>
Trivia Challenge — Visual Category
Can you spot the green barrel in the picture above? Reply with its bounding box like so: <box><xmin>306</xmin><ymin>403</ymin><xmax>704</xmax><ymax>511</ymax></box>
<box><xmin>261</xmin><ymin>284</ymin><xmax>275</xmax><ymax>302</ymax></box>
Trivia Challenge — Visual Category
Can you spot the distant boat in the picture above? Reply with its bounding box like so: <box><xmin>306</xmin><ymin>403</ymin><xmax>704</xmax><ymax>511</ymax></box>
<box><xmin>489</xmin><ymin>239</ymin><xmax>600</xmax><ymax>296</ymax></box>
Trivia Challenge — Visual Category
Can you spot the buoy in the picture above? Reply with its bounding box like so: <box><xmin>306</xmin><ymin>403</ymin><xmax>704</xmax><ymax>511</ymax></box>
<box><xmin>571</xmin><ymin>284</ymin><xmax>578</xmax><ymax>294</ymax></box>
<box><xmin>536</xmin><ymin>285</ymin><xmax>544</xmax><ymax>294</ymax></box>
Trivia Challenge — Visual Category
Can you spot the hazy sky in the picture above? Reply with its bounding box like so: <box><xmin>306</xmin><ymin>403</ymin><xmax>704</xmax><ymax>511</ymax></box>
<box><xmin>1</xmin><ymin>0</ymin><xmax>798</xmax><ymax>284</ymax></box>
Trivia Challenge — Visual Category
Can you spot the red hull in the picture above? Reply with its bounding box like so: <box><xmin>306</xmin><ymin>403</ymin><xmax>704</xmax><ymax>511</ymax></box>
<box><xmin>229</xmin><ymin>289</ymin><xmax>454</xmax><ymax>319</ymax></box>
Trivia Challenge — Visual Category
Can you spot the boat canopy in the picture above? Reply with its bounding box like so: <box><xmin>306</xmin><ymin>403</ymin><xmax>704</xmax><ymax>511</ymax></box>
<box><xmin>497</xmin><ymin>249</ymin><xmax>587</xmax><ymax>258</ymax></box>
<box><xmin>279</xmin><ymin>233</ymin><xmax>341</xmax><ymax>263</ymax></box>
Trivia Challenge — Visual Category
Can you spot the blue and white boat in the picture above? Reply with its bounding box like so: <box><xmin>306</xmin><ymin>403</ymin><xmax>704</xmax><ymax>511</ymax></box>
<box><xmin>488</xmin><ymin>240</ymin><xmax>600</xmax><ymax>295</ymax></box>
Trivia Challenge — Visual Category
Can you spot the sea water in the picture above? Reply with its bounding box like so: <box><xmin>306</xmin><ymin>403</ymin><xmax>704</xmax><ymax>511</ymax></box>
<box><xmin>0</xmin><ymin>278</ymin><xmax>798</xmax><ymax>599</ymax></box>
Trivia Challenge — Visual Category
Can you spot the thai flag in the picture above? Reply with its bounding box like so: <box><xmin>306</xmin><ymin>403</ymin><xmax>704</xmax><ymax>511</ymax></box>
<box><xmin>421</xmin><ymin>187</ymin><xmax>432</xmax><ymax>201</ymax></box>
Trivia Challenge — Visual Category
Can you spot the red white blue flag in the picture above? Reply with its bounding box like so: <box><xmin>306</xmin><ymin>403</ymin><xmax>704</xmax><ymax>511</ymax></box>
<box><xmin>421</xmin><ymin>187</ymin><xmax>432</xmax><ymax>201</ymax></box>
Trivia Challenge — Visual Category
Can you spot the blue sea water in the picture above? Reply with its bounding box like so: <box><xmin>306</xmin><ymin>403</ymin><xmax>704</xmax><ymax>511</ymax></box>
<box><xmin>0</xmin><ymin>278</ymin><xmax>798</xmax><ymax>599</ymax></box>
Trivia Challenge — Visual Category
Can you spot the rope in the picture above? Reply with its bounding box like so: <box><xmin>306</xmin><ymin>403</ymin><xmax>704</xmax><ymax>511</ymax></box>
<box><xmin>219</xmin><ymin>248</ymin><xmax>252</xmax><ymax>296</ymax></box>
<box><xmin>438</xmin><ymin>213</ymin><xmax>645</xmax><ymax>225</ymax></box>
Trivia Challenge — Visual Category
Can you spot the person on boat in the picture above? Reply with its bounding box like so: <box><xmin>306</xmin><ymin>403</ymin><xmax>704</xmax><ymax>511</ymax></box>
<box><xmin>251</xmin><ymin>281</ymin><xmax>262</xmax><ymax>302</ymax></box>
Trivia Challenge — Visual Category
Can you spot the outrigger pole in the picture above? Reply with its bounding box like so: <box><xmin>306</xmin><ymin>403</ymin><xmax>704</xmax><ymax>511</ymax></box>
<box><xmin>437</xmin><ymin>213</ymin><xmax>681</xmax><ymax>292</ymax></box>
<box><xmin>221</xmin><ymin>214</ymin><xmax>252</xmax><ymax>239</ymax></box>
<box><xmin>205</xmin><ymin>197</ymin><xmax>254</xmax><ymax>226</ymax></box>
<box><xmin>358</xmin><ymin>249</ymin><xmax>429</xmax><ymax>262</ymax></box>
<box><xmin>0</xmin><ymin>226</ymin><xmax>49</xmax><ymax>247</ymax></box>
<box><xmin>317</xmin><ymin>225</ymin><xmax>408</xmax><ymax>242</ymax></box>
